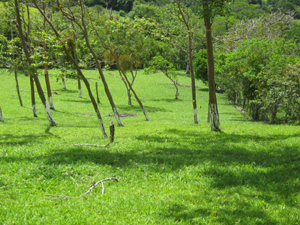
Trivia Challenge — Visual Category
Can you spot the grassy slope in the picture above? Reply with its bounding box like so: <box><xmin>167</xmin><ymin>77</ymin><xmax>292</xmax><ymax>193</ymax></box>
<box><xmin>0</xmin><ymin>69</ymin><xmax>299</xmax><ymax>224</ymax></box>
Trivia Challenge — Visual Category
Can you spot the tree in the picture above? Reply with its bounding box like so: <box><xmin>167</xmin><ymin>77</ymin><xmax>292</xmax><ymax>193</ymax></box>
<box><xmin>216</xmin><ymin>38</ymin><xmax>300</xmax><ymax>123</ymax></box>
<box><xmin>42</xmin><ymin>2</ymin><xmax>55</xmax><ymax>109</ymax></box>
<box><xmin>202</xmin><ymin>0</ymin><xmax>231</xmax><ymax>131</ymax></box>
<box><xmin>101</xmin><ymin>16</ymin><xmax>146</xmax><ymax>106</ymax></box>
<box><xmin>33</xmin><ymin>0</ymin><xmax>108</xmax><ymax>136</ymax></box>
<box><xmin>145</xmin><ymin>55</ymin><xmax>180</xmax><ymax>99</ymax></box>
<box><xmin>53</xmin><ymin>0</ymin><xmax>126</xmax><ymax>126</ymax></box>
<box><xmin>84</xmin><ymin>3</ymin><xmax>150</xmax><ymax>120</ymax></box>
<box><xmin>14</xmin><ymin>0</ymin><xmax>56</xmax><ymax>125</ymax></box>
<box><xmin>174</xmin><ymin>0</ymin><xmax>199</xmax><ymax>123</ymax></box>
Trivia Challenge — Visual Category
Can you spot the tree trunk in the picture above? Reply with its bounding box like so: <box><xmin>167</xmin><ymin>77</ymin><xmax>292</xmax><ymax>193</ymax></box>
<box><xmin>119</xmin><ymin>70</ymin><xmax>132</xmax><ymax>105</ymax></box>
<box><xmin>209</xmin><ymin>103</ymin><xmax>220</xmax><ymax>131</ymax></box>
<box><xmin>15</xmin><ymin>0</ymin><xmax>56</xmax><ymax>126</ymax></box>
<box><xmin>204</xmin><ymin>1</ymin><xmax>220</xmax><ymax>131</ymax></box>
<box><xmin>78</xmin><ymin>76</ymin><xmax>82</xmax><ymax>98</ymax></box>
<box><xmin>0</xmin><ymin>106</ymin><xmax>4</xmax><ymax>122</ymax></box>
<box><xmin>189</xmin><ymin>39</ymin><xmax>198</xmax><ymax>124</ymax></box>
<box><xmin>30</xmin><ymin>74</ymin><xmax>37</xmax><ymax>117</ymax></box>
<box><xmin>185</xmin><ymin>56</ymin><xmax>190</xmax><ymax>74</ymax></box>
<box><xmin>75</xmin><ymin>1</ymin><xmax>124</xmax><ymax>126</ymax></box>
<box><xmin>14</xmin><ymin>68</ymin><xmax>23</xmax><ymax>106</ymax></box>
<box><xmin>62</xmin><ymin>76</ymin><xmax>66</xmax><ymax>89</ymax></box>
<box><xmin>43</xmin><ymin>2</ymin><xmax>54</xmax><ymax>110</ymax></box>
<box><xmin>176</xmin><ymin>0</ymin><xmax>198</xmax><ymax>123</ymax></box>
<box><xmin>96</xmin><ymin>82</ymin><xmax>100</xmax><ymax>104</ymax></box>
<box><xmin>81</xmin><ymin>0</ymin><xmax>149</xmax><ymax>121</ymax></box>
<box><xmin>33</xmin><ymin>1</ymin><xmax>107</xmax><ymax>136</ymax></box>
<box><xmin>113</xmin><ymin>54</ymin><xmax>150</xmax><ymax>121</ymax></box>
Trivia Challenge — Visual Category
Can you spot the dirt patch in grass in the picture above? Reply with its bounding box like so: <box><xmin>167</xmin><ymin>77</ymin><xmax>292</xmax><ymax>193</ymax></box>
<box><xmin>106</xmin><ymin>113</ymin><xmax>138</xmax><ymax>117</ymax></box>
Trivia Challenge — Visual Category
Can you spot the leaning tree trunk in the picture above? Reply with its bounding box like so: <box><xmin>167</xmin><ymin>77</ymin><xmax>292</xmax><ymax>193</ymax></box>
<box><xmin>118</xmin><ymin>70</ymin><xmax>132</xmax><ymax>105</ymax></box>
<box><xmin>204</xmin><ymin>2</ymin><xmax>221</xmax><ymax>132</ymax></box>
<box><xmin>11</xmin><ymin>16</ymin><xmax>23</xmax><ymax>107</ymax></box>
<box><xmin>14</xmin><ymin>0</ymin><xmax>56</xmax><ymax>126</ymax></box>
<box><xmin>74</xmin><ymin>6</ymin><xmax>124</xmax><ymax>126</ymax></box>
<box><xmin>82</xmin><ymin>1</ymin><xmax>149</xmax><ymax>121</ymax></box>
<box><xmin>43</xmin><ymin>2</ymin><xmax>54</xmax><ymax>110</ymax></box>
<box><xmin>14</xmin><ymin>68</ymin><xmax>23</xmax><ymax>106</ymax></box>
<box><xmin>33</xmin><ymin>1</ymin><xmax>107</xmax><ymax>136</ymax></box>
<box><xmin>30</xmin><ymin>74</ymin><xmax>37</xmax><ymax>117</ymax></box>
<box><xmin>113</xmin><ymin>53</ymin><xmax>150</xmax><ymax>121</ymax></box>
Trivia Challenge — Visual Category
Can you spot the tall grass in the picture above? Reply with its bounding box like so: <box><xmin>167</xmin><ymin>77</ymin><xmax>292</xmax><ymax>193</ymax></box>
<box><xmin>0</xmin><ymin>69</ymin><xmax>299</xmax><ymax>224</ymax></box>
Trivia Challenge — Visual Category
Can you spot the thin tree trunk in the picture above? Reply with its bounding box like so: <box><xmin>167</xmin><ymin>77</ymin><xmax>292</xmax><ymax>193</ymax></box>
<box><xmin>15</xmin><ymin>68</ymin><xmax>23</xmax><ymax>106</ymax></box>
<box><xmin>78</xmin><ymin>76</ymin><xmax>82</xmax><ymax>98</ymax></box>
<box><xmin>15</xmin><ymin>0</ymin><xmax>56</xmax><ymax>126</ymax></box>
<box><xmin>112</xmin><ymin>51</ymin><xmax>150</xmax><ymax>120</ymax></box>
<box><xmin>62</xmin><ymin>76</ymin><xmax>66</xmax><ymax>89</ymax></box>
<box><xmin>82</xmin><ymin>2</ymin><xmax>149</xmax><ymax>121</ymax></box>
<box><xmin>204</xmin><ymin>1</ymin><xmax>220</xmax><ymax>131</ymax></box>
<box><xmin>118</xmin><ymin>70</ymin><xmax>132</xmax><ymax>105</ymax></box>
<box><xmin>185</xmin><ymin>56</ymin><xmax>190</xmax><ymax>74</ymax></box>
<box><xmin>33</xmin><ymin>1</ymin><xmax>107</xmax><ymax>136</ymax></box>
<box><xmin>62</xmin><ymin>1</ymin><xmax>124</xmax><ymax>126</ymax></box>
<box><xmin>96</xmin><ymin>82</ymin><xmax>100</xmax><ymax>104</ymax></box>
<box><xmin>11</xmin><ymin>15</ymin><xmax>23</xmax><ymax>107</ymax></box>
<box><xmin>43</xmin><ymin>2</ymin><xmax>54</xmax><ymax>110</ymax></box>
<box><xmin>30</xmin><ymin>74</ymin><xmax>37</xmax><ymax>117</ymax></box>
<box><xmin>0</xmin><ymin>106</ymin><xmax>4</xmax><ymax>122</ymax></box>
<box><xmin>176</xmin><ymin>0</ymin><xmax>198</xmax><ymax>123</ymax></box>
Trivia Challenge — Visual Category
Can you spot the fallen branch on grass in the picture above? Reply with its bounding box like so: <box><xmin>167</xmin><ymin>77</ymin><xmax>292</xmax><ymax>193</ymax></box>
<box><xmin>74</xmin><ymin>143</ymin><xmax>111</xmax><ymax>147</ymax></box>
<box><xmin>45</xmin><ymin>177</ymin><xmax>119</xmax><ymax>199</ymax></box>
<box><xmin>81</xmin><ymin>177</ymin><xmax>119</xmax><ymax>196</ymax></box>
<box><xmin>74</xmin><ymin>120</ymin><xmax>115</xmax><ymax>147</ymax></box>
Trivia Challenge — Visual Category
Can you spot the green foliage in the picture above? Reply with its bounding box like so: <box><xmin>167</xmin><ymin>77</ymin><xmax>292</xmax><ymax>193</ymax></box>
<box><xmin>216</xmin><ymin>37</ymin><xmax>300</xmax><ymax>123</ymax></box>
<box><xmin>193</xmin><ymin>49</ymin><xmax>208</xmax><ymax>83</ymax></box>
<box><xmin>145</xmin><ymin>55</ymin><xmax>179</xmax><ymax>98</ymax></box>
<box><xmin>266</xmin><ymin>0</ymin><xmax>300</xmax><ymax>18</ymax></box>
<box><xmin>145</xmin><ymin>54</ymin><xmax>176</xmax><ymax>78</ymax></box>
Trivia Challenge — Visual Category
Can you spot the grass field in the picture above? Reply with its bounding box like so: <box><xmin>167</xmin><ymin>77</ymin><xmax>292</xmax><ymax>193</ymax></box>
<box><xmin>0</xmin><ymin>69</ymin><xmax>299</xmax><ymax>224</ymax></box>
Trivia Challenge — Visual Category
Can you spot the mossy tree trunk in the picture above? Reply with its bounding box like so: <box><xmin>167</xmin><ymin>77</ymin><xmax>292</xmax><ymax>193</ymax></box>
<box><xmin>203</xmin><ymin>0</ymin><xmax>220</xmax><ymax>131</ymax></box>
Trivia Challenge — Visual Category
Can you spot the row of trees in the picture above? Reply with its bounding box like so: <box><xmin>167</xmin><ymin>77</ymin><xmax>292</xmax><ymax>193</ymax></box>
<box><xmin>1</xmin><ymin>0</ymin><xmax>299</xmax><ymax>131</ymax></box>
<box><xmin>215</xmin><ymin>11</ymin><xmax>300</xmax><ymax>123</ymax></box>
<box><xmin>0</xmin><ymin>0</ymin><xmax>233</xmax><ymax>133</ymax></box>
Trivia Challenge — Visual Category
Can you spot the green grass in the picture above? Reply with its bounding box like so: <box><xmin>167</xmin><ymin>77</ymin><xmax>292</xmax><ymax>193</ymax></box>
<box><xmin>0</xmin><ymin>69</ymin><xmax>300</xmax><ymax>224</ymax></box>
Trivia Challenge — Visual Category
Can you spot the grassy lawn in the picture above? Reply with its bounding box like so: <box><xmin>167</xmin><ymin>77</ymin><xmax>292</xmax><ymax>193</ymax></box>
<box><xmin>0</xmin><ymin>69</ymin><xmax>299</xmax><ymax>224</ymax></box>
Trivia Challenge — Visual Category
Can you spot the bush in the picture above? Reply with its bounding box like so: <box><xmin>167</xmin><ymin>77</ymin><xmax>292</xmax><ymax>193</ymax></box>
<box><xmin>193</xmin><ymin>49</ymin><xmax>207</xmax><ymax>83</ymax></box>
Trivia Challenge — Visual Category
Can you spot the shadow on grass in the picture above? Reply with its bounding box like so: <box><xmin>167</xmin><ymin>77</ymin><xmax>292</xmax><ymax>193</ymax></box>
<box><xmin>36</xmin><ymin>129</ymin><xmax>300</xmax><ymax>197</ymax></box>
<box><xmin>1</xmin><ymin>128</ymin><xmax>299</xmax><ymax>223</ymax></box>
<box><xmin>0</xmin><ymin>134</ymin><xmax>51</xmax><ymax>146</ymax></box>
<box><xmin>60</xmin><ymin>98</ymin><xmax>91</xmax><ymax>104</ymax></box>
<box><xmin>163</xmin><ymin>202</ymin><xmax>278</xmax><ymax>225</ymax></box>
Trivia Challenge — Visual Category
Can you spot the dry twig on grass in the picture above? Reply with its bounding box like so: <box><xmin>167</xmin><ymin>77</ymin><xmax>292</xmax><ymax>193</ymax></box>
<box><xmin>45</xmin><ymin>177</ymin><xmax>119</xmax><ymax>200</ymax></box>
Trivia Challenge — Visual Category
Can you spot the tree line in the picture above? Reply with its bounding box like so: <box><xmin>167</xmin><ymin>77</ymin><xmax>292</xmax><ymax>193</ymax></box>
<box><xmin>0</xmin><ymin>0</ymin><xmax>299</xmax><ymax>131</ymax></box>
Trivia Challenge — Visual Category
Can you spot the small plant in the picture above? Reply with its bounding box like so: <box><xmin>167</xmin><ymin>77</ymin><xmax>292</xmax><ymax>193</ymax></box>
<box><xmin>145</xmin><ymin>55</ymin><xmax>179</xmax><ymax>99</ymax></box>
